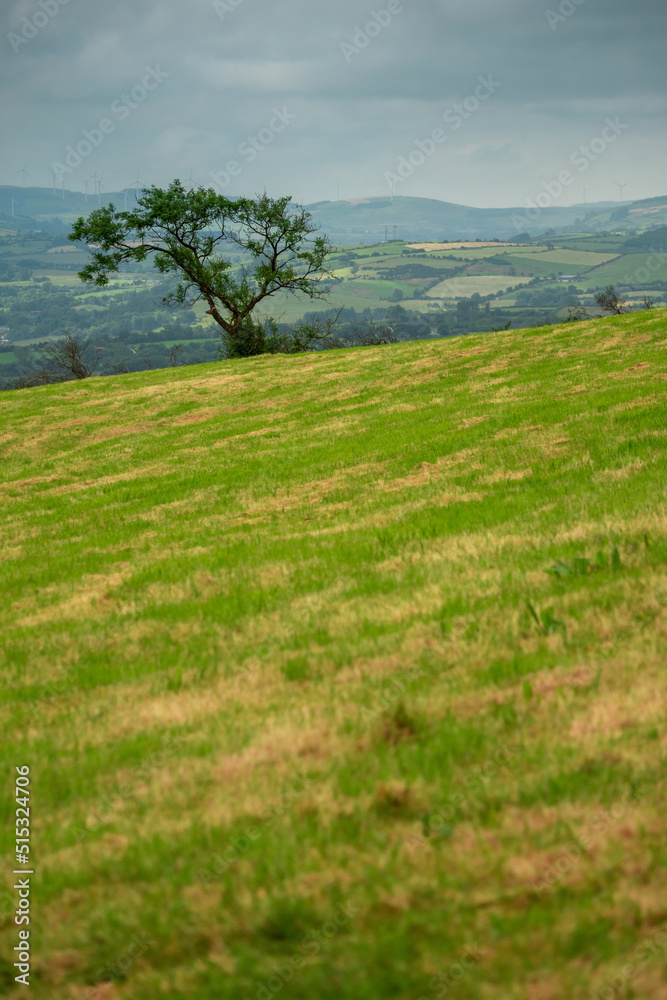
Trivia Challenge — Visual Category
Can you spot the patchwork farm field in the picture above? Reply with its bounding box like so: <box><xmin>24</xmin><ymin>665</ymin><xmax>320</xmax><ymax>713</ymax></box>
<box><xmin>1</xmin><ymin>311</ymin><xmax>666</xmax><ymax>1000</ymax></box>
<box><xmin>427</xmin><ymin>275</ymin><xmax>534</xmax><ymax>298</ymax></box>
<box><xmin>526</xmin><ymin>249</ymin><xmax>620</xmax><ymax>267</ymax></box>
<box><xmin>578</xmin><ymin>254</ymin><xmax>667</xmax><ymax>290</ymax></box>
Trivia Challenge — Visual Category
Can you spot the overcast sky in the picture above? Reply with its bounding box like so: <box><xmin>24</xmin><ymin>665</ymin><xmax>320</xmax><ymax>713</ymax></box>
<box><xmin>2</xmin><ymin>0</ymin><xmax>666</xmax><ymax>208</ymax></box>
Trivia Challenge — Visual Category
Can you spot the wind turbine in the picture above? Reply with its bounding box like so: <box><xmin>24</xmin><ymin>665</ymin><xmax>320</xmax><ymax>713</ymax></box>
<box><xmin>615</xmin><ymin>181</ymin><xmax>629</xmax><ymax>204</ymax></box>
<box><xmin>97</xmin><ymin>172</ymin><xmax>105</xmax><ymax>206</ymax></box>
<box><xmin>89</xmin><ymin>171</ymin><xmax>103</xmax><ymax>205</ymax></box>
<box><xmin>11</xmin><ymin>197</ymin><xmax>18</xmax><ymax>217</ymax></box>
<box><xmin>18</xmin><ymin>163</ymin><xmax>30</xmax><ymax>188</ymax></box>
<box><xmin>186</xmin><ymin>169</ymin><xmax>194</xmax><ymax>190</ymax></box>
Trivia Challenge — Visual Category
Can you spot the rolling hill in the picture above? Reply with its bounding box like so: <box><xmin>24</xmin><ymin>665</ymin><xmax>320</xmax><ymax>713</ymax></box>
<box><xmin>3</xmin><ymin>186</ymin><xmax>665</xmax><ymax>242</ymax></box>
<box><xmin>1</xmin><ymin>311</ymin><xmax>666</xmax><ymax>999</ymax></box>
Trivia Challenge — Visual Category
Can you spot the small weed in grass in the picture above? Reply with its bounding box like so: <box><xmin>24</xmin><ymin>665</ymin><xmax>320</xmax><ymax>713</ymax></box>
<box><xmin>527</xmin><ymin>601</ymin><xmax>566</xmax><ymax>636</ymax></box>
<box><xmin>380</xmin><ymin>701</ymin><xmax>419</xmax><ymax>744</ymax></box>
<box><xmin>547</xmin><ymin>545</ymin><xmax>622</xmax><ymax>579</ymax></box>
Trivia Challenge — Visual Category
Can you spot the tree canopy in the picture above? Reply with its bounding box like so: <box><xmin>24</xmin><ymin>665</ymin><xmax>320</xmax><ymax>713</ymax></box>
<box><xmin>69</xmin><ymin>181</ymin><xmax>335</xmax><ymax>356</ymax></box>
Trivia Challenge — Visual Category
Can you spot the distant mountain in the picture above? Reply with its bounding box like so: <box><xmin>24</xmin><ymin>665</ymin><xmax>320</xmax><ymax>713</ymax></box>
<box><xmin>305</xmin><ymin>195</ymin><xmax>667</xmax><ymax>243</ymax></box>
<box><xmin>0</xmin><ymin>186</ymin><xmax>666</xmax><ymax>243</ymax></box>
<box><xmin>0</xmin><ymin>186</ymin><xmax>141</xmax><ymax>231</ymax></box>
<box><xmin>304</xmin><ymin>195</ymin><xmax>592</xmax><ymax>243</ymax></box>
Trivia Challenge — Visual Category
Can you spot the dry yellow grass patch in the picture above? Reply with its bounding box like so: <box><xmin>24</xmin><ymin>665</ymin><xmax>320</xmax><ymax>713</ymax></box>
<box><xmin>459</xmin><ymin>415</ymin><xmax>489</xmax><ymax>429</ymax></box>
<box><xmin>219</xmin><ymin>417</ymin><xmax>291</xmax><ymax>441</ymax></box>
<box><xmin>170</xmin><ymin>409</ymin><xmax>218</xmax><ymax>425</ymax></box>
<box><xmin>235</xmin><ymin>462</ymin><xmax>381</xmax><ymax>516</ymax></box>
<box><xmin>550</xmin><ymin>508</ymin><xmax>667</xmax><ymax>546</ymax></box>
<box><xmin>531</xmin><ymin>665</ymin><xmax>598</xmax><ymax>697</ymax></box>
<box><xmin>568</xmin><ymin>656</ymin><xmax>667</xmax><ymax>741</ymax></box>
<box><xmin>611</xmin><ymin>395</ymin><xmax>662</xmax><ymax>412</ymax></box>
<box><xmin>16</xmin><ymin>567</ymin><xmax>132</xmax><ymax>628</ymax></box>
<box><xmin>385</xmin><ymin>402</ymin><xmax>420</xmax><ymax>413</ymax></box>
<box><xmin>83</xmin><ymin>422</ymin><xmax>155</xmax><ymax>444</ymax></box>
<box><xmin>453</xmin><ymin>345</ymin><xmax>490</xmax><ymax>358</ymax></box>
<box><xmin>1</xmin><ymin>474</ymin><xmax>60</xmax><ymax>489</ymax></box>
<box><xmin>483</xmin><ymin>468</ymin><xmax>533</xmax><ymax>484</ymax></box>
<box><xmin>595</xmin><ymin>459</ymin><xmax>646</xmax><ymax>481</ymax></box>
<box><xmin>47</xmin><ymin>464</ymin><xmax>172</xmax><ymax>494</ymax></box>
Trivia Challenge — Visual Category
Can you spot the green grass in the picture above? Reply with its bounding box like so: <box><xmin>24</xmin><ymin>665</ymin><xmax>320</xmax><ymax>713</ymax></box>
<box><xmin>521</xmin><ymin>249</ymin><xmax>620</xmax><ymax>268</ymax></box>
<box><xmin>1</xmin><ymin>311</ymin><xmax>666</xmax><ymax>999</ymax></box>
<box><xmin>483</xmin><ymin>254</ymin><xmax>564</xmax><ymax>278</ymax></box>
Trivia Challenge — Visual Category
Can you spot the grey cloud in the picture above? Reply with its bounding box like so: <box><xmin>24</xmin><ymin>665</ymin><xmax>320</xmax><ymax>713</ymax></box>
<box><xmin>1</xmin><ymin>0</ymin><xmax>665</xmax><ymax>206</ymax></box>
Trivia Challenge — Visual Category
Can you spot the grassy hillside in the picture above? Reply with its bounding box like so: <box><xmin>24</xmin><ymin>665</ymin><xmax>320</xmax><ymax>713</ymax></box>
<box><xmin>1</xmin><ymin>312</ymin><xmax>666</xmax><ymax>1000</ymax></box>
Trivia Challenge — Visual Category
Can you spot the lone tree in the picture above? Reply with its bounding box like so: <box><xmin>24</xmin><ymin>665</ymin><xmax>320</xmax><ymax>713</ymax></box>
<box><xmin>8</xmin><ymin>334</ymin><xmax>99</xmax><ymax>389</ymax></box>
<box><xmin>595</xmin><ymin>285</ymin><xmax>626</xmax><ymax>316</ymax></box>
<box><xmin>69</xmin><ymin>181</ymin><xmax>335</xmax><ymax>357</ymax></box>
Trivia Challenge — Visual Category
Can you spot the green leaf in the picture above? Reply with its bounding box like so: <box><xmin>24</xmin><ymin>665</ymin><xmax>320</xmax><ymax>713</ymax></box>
<box><xmin>527</xmin><ymin>601</ymin><xmax>541</xmax><ymax>626</ymax></box>
<box><xmin>547</xmin><ymin>560</ymin><xmax>572</xmax><ymax>578</ymax></box>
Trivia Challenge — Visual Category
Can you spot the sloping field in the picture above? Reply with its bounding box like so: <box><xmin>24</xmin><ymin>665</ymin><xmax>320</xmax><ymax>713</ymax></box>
<box><xmin>436</xmin><ymin>247</ymin><xmax>522</xmax><ymax>260</ymax></box>
<box><xmin>1</xmin><ymin>312</ymin><xmax>666</xmax><ymax>1000</ymax></box>
<box><xmin>406</xmin><ymin>243</ymin><xmax>518</xmax><ymax>252</ymax></box>
<box><xmin>579</xmin><ymin>254</ymin><xmax>667</xmax><ymax>290</ymax></box>
<box><xmin>519</xmin><ymin>249</ymin><xmax>619</xmax><ymax>268</ymax></box>
<box><xmin>428</xmin><ymin>275</ymin><xmax>533</xmax><ymax>298</ymax></box>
